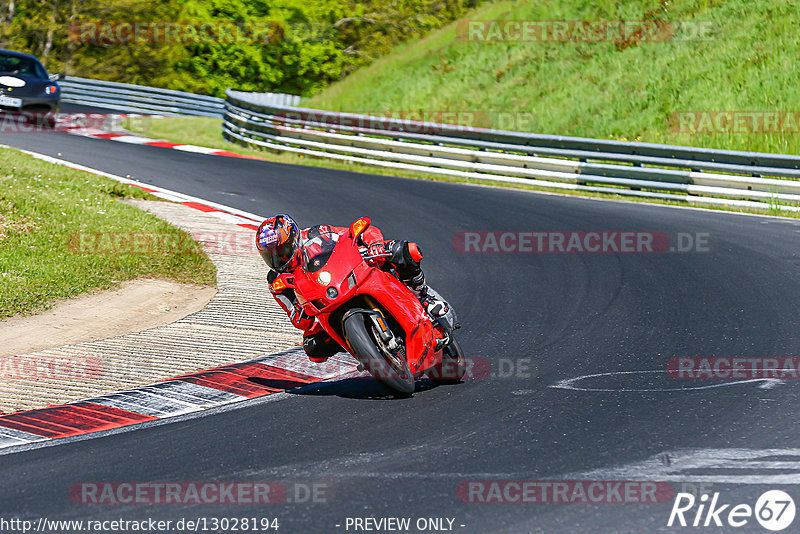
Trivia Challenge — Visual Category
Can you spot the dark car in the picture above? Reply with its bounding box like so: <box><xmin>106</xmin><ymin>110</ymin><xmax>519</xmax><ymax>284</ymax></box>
<box><xmin>0</xmin><ymin>49</ymin><xmax>63</xmax><ymax>113</ymax></box>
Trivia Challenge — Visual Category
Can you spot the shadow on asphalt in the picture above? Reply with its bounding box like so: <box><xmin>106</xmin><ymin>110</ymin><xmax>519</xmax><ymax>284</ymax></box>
<box><xmin>246</xmin><ymin>376</ymin><xmax>311</xmax><ymax>391</ymax></box>
<box><xmin>285</xmin><ymin>376</ymin><xmax>441</xmax><ymax>400</ymax></box>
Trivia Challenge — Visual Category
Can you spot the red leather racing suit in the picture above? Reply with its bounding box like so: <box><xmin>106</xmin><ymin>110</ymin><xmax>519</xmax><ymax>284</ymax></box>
<box><xmin>268</xmin><ymin>223</ymin><xmax>429</xmax><ymax>361</ymax></box>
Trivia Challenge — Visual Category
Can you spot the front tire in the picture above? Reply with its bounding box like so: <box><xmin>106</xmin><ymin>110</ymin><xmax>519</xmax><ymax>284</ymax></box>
<box><xmin>343</xmin><ymin>312</ymin><xmax>415</xmax><ymax>394</ymax></box>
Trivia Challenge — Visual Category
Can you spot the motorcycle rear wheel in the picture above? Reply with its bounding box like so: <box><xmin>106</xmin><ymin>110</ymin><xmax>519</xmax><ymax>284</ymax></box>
<box><xmin>428</xmin><ymin>335</ymin><xmax>466</xmax><ymax>383</ymax></box>
<box><xmin>343</xmin><ymin>312</ymin><xmax>415</xmax><ymax>395</ymax></box>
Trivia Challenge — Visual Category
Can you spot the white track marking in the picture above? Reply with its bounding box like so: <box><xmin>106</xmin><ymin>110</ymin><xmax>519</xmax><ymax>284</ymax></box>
<box><xmin>0</xmin><ymin>427</ymin><xmax>47</xmax><ymax>447</ymax></box>
<box><xmin>205</xmin><ymin>211</ymin><xmax>261</xmax><ymax>226</ymax></box>
<box><xmin>63</xmin><ymin>127</ymin><xmax>112</xmax><ymax>136</ymax></box>
<box><xmin>107</xmin><ymin>135</ymin><xmax>159</xmax><ymax>144</ymax></box>
<box><xmin>91</xmin><ymin>382</ymin><xmax>244</xmax><ymax>418</ymax></box>
<box><xmin>565</xmin><ymin>448</ymin><xmax>800</xmax><ymax>484</ymax></box>
<box><xmin>549</xmin><ymin>370</ymin><xmax>786</xmax><ymax>392</ymax></box>
<box><xmin>171</xmin><ymin>144</ymin><xmax>219</xmax><ymax>154</ymax></box>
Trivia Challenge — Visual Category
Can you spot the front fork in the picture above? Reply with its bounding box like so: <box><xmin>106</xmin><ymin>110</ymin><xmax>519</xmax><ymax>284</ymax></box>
<box><xmin>342</xmin><ymin>304</ymin><xmax>400</xmax><ymax>373</ymax></box>
<box><xmin>364</xmin><ymin>296</ymin><xmax>400</xmax><ymax>351</ymax></box>
<box><xmin>365</xmin><ymin>293</ymin><xmax>453</xmax><ymax>353</ymax></box>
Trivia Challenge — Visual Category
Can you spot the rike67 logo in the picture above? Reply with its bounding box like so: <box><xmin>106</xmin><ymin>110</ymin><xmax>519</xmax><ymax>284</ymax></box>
<box><xmin>668</xmin><ymin>490</ymin><xmax>795</xmax><ymax>531</ymax></box>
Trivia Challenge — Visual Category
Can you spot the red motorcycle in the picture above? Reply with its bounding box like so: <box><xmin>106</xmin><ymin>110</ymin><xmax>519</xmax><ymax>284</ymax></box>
<box><xmin>272</xmin><ymin>217</ymin><xmax>465</xmax><ymax>394</ymax></box>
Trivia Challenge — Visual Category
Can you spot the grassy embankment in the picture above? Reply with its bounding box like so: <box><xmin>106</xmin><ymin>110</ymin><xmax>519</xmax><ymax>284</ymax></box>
<box><xmin>0</xmin><ymin>148</ymin><xmax>216</xmax><ymax>318</ymax></box>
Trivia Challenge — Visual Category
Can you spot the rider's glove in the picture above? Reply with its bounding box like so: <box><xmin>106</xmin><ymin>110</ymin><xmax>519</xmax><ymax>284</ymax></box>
<box><xmin>369</xmin><ymin>241</ymin><xmax>389</xmax><ymax>255</ymax></box>
<box><xmin>363</xmin><ymin>241</ymin><xmax>390</xmax><ymax>264</ymax></box>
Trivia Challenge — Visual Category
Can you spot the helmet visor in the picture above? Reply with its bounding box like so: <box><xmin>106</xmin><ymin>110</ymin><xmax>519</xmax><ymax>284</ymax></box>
<box><xmin>259</xmin><ymin>238</ymin><xmax>296</xmax><ymax>272</ymax></box>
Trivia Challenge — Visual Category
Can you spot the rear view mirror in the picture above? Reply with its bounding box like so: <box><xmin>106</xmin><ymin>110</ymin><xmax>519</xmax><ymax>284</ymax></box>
<box><xmin>349</xmin><ymin>217</ymin><xmax>371</xmax><ymax>240</ymax></box>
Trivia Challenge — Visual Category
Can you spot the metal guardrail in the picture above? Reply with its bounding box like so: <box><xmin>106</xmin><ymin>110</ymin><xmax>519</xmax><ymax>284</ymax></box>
<box><xmin>60</xmin><ymin>78</ymin><xmax>299</xmax><ymax>117</ymax></box>
<box><xmin>227</xmin><ymin>90</ymin><xmax>300</xmax><ymax>108</ymax></box>
<box><xmin>60</xmin><ymin>76</ymin><xmax>226</xmax><ymax>117</ymax></box>
<box><xmin>223</xmin><ymin>90</ymin><xmax>800</xmax><ymax>212</ymax></box>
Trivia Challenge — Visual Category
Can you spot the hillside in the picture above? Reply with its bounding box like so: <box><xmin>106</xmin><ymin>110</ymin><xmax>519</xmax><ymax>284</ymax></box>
<box><xmin>307</xmin><ymin>0</ymin><xmax>800</xmax><ymax>154</ymax></box>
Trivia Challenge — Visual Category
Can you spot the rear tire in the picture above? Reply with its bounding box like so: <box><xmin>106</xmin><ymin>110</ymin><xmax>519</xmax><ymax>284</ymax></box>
<box><xmin>343</xmin><ymin>312</ymin><xmax>415</xmax><ymax>395</ymax></box>
<box><xmin>428</xmin><ymin>335</ymin><xmax>466</xmax><ymax>384</ymax></box>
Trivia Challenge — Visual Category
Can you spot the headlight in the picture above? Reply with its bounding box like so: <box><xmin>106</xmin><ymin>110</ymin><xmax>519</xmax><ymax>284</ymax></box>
<box><xmin>317</xmin><ymin>271</ymin><xmax>331</xmax><ymax>285</ymax></box>
<box><xmin>44</xmin><ymin>85</ymin><xmax>57</xmax><ymax>95</ymax></box>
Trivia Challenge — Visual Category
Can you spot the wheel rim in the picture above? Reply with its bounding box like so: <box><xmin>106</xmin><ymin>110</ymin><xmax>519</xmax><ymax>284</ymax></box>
<box><xmin>370</xmin><ymin>324</ymin><xmax>410</xmax><ymax>379</ymax></box>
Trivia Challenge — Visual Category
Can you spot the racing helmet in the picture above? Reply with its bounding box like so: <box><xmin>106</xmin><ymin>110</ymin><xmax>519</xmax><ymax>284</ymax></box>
<box><xmin>256</xmin><ymin>214</ymin><xmax>300</xmax><ymax>272</ymax></box>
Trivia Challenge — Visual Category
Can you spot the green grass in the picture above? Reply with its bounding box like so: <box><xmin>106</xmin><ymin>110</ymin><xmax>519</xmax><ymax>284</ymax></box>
<box><xmin>306</xmin><ymin>0</ymin><xmax>800</xmax><ymax>155</ymax></box>
<box><xmin>0</xmin><ymin>147</ymin><xmax>216</xmax><ymax>319</ymax></box>
<box><xmin>133</xmin><ymin>117</ymin><xmax>230</xmax><ymax>151</ymax></box>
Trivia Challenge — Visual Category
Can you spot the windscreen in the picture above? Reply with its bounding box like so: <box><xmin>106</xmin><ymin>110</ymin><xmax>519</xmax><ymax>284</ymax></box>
<box><xmin>301</xmin><ymin>230</ymin><xmax>340</xmax><ymax>273</ymax></box>
<box><xmin>0</xmin><ymin>54</ymin><xmax>46</xmax><ymax>78</ymax></box>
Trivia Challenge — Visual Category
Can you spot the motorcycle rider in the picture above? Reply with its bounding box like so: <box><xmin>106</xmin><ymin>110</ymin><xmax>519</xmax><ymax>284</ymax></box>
<box><xmin>256</xmin><ymin>214</ymin><xmax>449</xmax><ymax>363</ymax></box>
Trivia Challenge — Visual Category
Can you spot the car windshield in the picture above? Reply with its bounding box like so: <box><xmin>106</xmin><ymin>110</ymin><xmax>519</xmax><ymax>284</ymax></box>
<box><xmin>301</xmin><ymin>230</ymin><xmax>340</xmax><ymax>273</ymax></box>
<box><xmin>0</xmin><ymin>54</ymin><xmax>47</xmax><ymax>78</ymax></box>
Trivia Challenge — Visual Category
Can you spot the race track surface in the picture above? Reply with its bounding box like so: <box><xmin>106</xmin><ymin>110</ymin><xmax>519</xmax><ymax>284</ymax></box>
<box><xmin>2</xmin><ymin>124</ymin><xmax>800</xmax><ymax>533</ymax></box>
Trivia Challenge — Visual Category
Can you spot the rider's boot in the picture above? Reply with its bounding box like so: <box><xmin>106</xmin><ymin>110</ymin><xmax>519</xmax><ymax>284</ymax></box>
<box><xmin>407</xmin><ymin>272</ymin><xmax>450</xmax><ymax>318</ymax></box>
<box><xmin>303</xmin><ymin>332</ymin><xmax>341</xmax><ymax>363</ymax></box>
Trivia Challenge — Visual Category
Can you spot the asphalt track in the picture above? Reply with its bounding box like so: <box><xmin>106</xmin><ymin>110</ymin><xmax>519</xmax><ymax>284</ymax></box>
<box><xmin>2</xmin><ymin>115</ymin><xmax>800</xmax><ymax>533</ymax></box>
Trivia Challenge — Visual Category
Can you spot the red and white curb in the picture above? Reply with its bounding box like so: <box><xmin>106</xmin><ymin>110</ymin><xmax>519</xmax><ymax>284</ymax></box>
<box><xmin>0</xmin><ymin>147</ymin><xmax>358</xmax><ymax>451</ymax></box>
<box><xmin>0</xmin><ymin>349</ymin><xmax>358</xmax><ymax>449</ymax></box>
<box><xmin>65</xmin><ymin>126</ymin><xmax>267</xmax><ymax>161</ymax></box>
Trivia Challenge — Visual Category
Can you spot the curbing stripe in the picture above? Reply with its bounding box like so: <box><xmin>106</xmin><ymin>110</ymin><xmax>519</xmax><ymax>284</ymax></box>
<box><xmin>0</xmin><ymin>403</ymin><xmax>158</xmax><ymax>439</ymax></box>
<box><xmin>65</xmin><ymin>126</ymin><xmax>269</xmax><ymax>161</ymax></box>
<box><xmin>172</xmin><ymin>144</ymin><xmax>219</xmax><ymax>154</ymax></box>
<box><xmin>91</xmin><ymin>383</ymin><xmax>244</xmax><ymax>418</ymax></box>
<box><xmin>0</xmin><ymin>427</ymin><xmax>47</xmax><ymax>447</ymax></box>
<box><xmin>0</xmin><ymin>348</ymin><xmax>358</xmax><ymax>449</ymax></box>
<box><xmin>146</xmin><ymin>381</ymin><xmax>245</xmax><ymax>405</ymax></box>
<box><xmin>92</xmin><ymin>132</ymin><xmax>125</xmax><ymax>139</ymax></box>
<box><xmin>90</xmin><ymin>395</ymin><xmax>195</xmax><ymax>419</ymax></box>
<box><xmin>254</xmin><ymin>352</ymin><xmax>356</xmax><ymax>379</ymax></box>
<box><xmin>174</xmin><ymin>361</ymin><xmax>320</xmax><ymax>398</ymax></box>
<box><xmin>106</xmin><ymin>135</ymin><xmax>158</xmax><ymax>145</ymax></box>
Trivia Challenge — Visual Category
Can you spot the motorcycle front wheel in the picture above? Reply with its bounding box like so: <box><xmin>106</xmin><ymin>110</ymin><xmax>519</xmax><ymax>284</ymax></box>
<box><xmin>343</xmin><ymin>311</ymin><xmax>415</xmax><ymax>395</ymax></box>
